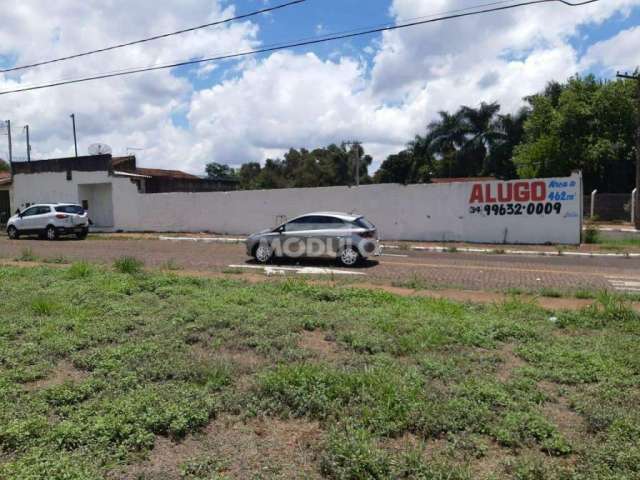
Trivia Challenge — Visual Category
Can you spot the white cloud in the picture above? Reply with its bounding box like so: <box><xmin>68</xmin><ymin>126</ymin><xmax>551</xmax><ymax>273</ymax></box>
<box><xmin>1</xmin><ymin>0</ymin><xmax>638</xmax><ymax>174</ymax></box>
<box><xmin>580</xmin><ymin>25</ymin><xmax>640</xmax><ymax>74</ymax></box>
<box><xmin>0</xmin><ymin>0</ymin><xmax>258</xmax><ymax>166</ymax></box>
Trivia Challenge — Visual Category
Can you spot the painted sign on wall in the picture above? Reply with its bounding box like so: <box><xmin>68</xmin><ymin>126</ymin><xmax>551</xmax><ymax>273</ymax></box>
<box><xmin>468</xmin><ymin>178</ymin><xmax>579</xmax><ymax>219</ymax></box>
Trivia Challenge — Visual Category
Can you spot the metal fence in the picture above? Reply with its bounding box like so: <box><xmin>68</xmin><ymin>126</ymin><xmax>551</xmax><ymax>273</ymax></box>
<box><xmin>584</xmin><ymin>190</ymin><xmax>637</xmax><ymax>222</ymax></box>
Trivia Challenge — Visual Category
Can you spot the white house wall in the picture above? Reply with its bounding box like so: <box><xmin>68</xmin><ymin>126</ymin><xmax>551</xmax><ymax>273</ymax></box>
<box><xmin>10</xmin><ymin>171</ymin><xmax>582</xmax><ymax>244</ymax></box>
<box><xmin>114</xmin><ymin>173</ymin><xmax>582</xmax><ymax>244</ymax></box>
<box><xmin>11</xmin><ymin>170</ymin><xmax>132</xmax><ymax>228</ymax></box>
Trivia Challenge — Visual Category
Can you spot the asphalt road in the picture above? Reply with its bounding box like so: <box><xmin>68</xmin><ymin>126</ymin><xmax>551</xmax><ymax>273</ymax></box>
<box><xmin>1</xmin><ymin>235</ymin><xmax>639</xmax><ymax>293</ymax></box>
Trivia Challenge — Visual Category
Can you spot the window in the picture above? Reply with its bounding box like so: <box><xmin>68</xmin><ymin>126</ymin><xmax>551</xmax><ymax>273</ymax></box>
<box><xmin>353</xmin><ymin>217</ymin><xmax>375</xmax><ymax>229</ymax></box>
<box><xmin>55</xmin><ymin>205</ymin><xmax>84</xmax><ymax>214</ymax></box>
<box><xmin>20</xmin><ymin>207</ymin><xmax>39</xmax><ymax>217</ymax></box>
<box><xmin>284</xmin><ymin>216</ymin><xmax>314</xmax><ymax>232</ymax></box>
<box><xmin>284</xmin><ymin>216</ymin><xmax>346</xmax><ymax>231</ymax></box>
<box><xmin>36</xmin><ymin>206</ymin><xmax>51</xmax><ymax>215</ymax></box>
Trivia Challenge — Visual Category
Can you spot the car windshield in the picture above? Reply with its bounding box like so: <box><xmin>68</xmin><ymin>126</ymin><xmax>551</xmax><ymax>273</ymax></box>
<box><xmin>353</xmin><ymin>217</ymin><xmax>375</xmax><ymax>229</ymax></box>
<box><xmin>55</xmin><ymin>205</ymin><xmax>84</xmax><ymax>214</ymax></box>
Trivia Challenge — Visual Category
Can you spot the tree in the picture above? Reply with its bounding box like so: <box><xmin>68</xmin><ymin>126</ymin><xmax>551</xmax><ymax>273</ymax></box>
<box><xmin>0</xmin><ymin>158</ymin><xmax>9</xmax><ymax>172</ymax></box>
<box><xmin>205</xmin><ymin>162</ymin><xmax>237</xmax><ymax>180</ymax></box>
<box><xmin>374</xmin><ymin>150</ymin><xmax>419</xmax><ymax>184</ymax></box>
<box><xmin>514</xmin><ymin>75</ymin><xmax>637</xmax><ymax>192</ymax></box>
<box><xmin>238</xmin><ymin>162</ymin><xmax>262</xmax><ymax>189</ymax></box>
<box><xmin>486</xmin><ymin>108</ymin><xmax>529</xmax><ymax>179</ymax></box>
<box><xmin>229</xmin><ymin>143</ymin><xmax>373</xmax><ymax>190</ymax></box>
<box><xmin>380</xmin><ymin>101</ymin><xmax>522</xmax><ymax>182</ymax></box>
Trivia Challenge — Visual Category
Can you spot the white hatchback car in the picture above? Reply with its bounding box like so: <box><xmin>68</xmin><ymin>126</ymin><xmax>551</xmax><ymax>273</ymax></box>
<box><xmin>7</xmin><ymin>203</ymin><xmax>90</xmax><ymax>240</ymax></box>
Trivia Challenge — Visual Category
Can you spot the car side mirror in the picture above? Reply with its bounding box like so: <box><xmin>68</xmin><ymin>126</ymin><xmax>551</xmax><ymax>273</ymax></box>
<box><xmin>275</xmin><ymin>226</ymin><xmax>285</xmax><ymax>233</ymax></box>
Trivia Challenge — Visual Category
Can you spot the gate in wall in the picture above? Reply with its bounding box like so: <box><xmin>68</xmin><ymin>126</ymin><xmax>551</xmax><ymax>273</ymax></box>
<box><xmin>0</xmin><ymin>190</ymin><xmax>10</xmax><ymax>225</ymax></box>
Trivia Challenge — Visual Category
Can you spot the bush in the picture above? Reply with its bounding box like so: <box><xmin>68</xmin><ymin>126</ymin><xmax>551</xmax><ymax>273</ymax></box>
<box><xmin>583</xmin><ymin>224</ymin><xmax>600</xmax><ymax>244</ymax></box>
<box><xmin>67</xmin><ymin>261</ymin><xmax>93</xmax><ymax>279</ymax></box>
<box><xmin>30</xmin><ymin>297</ymin><xmax>56</xmax><ymax>316</ymax></box>
<box><xmin>320</xmin><ymin>426</ymin><xmax>390</xmax><ymax>480</ymax></box>
<box><xmin>113</xmin><ymin>256</ymin><xmax>144</xmax><ymax>274</ymax></box>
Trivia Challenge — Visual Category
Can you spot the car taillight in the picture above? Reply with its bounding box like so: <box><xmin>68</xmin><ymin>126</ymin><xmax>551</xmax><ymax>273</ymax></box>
<box><xmin>55</xmin><ymin>214</ymin><xmax>69</xmax><ymax>219</ymax></box>
<box><xmin>359</xmin><ymin>230</ymin><xmax>376</xmax><ymax>238</ymax></box>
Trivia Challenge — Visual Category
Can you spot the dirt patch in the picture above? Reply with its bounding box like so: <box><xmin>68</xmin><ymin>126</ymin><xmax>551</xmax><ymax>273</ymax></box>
<box><xmin>471</xmin><ymin>440</ymin><xmax>513</xmax><ymax>480</ymax></box>
<box><xmin>24</xmin><ymin>359</ymin><xmax>88</xmax><ymax>391</ymax></box>
<box><xmin>299</xmin><ymin>330</ymin><xmax>343</xmax><ymax>361</ymax></box>
<box><xmin>495</xmin><ymin>344</ymin><xmax>527</xmax><ymax>382</ymax></box>
<box><xmin>191</xmin><ymin>343</ymin><xmax>266</xmax><ymax>393</ymax></box>
<box><xmin>118</xmin><ymin>415</ymin><xmax>323</xmax><ymax>479</ymax></box>
<box><xmin>191</xmin><ymin>343</ymin><xmax>265</xmax><ymax>373</ymax></box>
<box><xmin>542</xmin><ymin>397</ymin><xmax>586</xmax><ymax>445</ymax></box>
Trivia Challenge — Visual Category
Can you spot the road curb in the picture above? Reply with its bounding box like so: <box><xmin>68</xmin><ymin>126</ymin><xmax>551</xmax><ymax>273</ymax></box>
<box><xmin>159</xmin><ymin>236</ymin><xmax>245</xmax><ymax>244</ymax></box>
<box><xmin>157</xmin><ymin>236</ymin><xmax>639</xmax><ymax>259</ymax></box>
<box><xmin>382</xmin><ymin>245</ymin><xmax>640</xmax><ymax>258</ymax></box>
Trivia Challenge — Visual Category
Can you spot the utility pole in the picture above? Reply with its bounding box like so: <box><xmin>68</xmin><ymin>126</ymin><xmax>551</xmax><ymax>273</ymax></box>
<box><xmin>24</xmin><ymin>125</ymin><xmax>31</xmax><ymax>162</ymax></box>
<box><xmin>344</xmin><ymin>140</ymin><xmax>362</xmax><ymax>186</ymax></box>
<box><xmin>70</xmin><ymin>113</ymin><xmax>78</xmax><ymax>158</ymax></box>
<box><xmin>5</xmin><ymin>120</ymin><xmax>13</xmax><ymax>166</ymax></box>
<box><xmin>617</xmin><ymin>71</ymin><xmax>640</xmax><ymax>230</ymax></box>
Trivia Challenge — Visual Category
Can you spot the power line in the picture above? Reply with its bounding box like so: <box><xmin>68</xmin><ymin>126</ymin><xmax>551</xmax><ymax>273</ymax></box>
<box><xmin>0</xmin><ymin>0</ymin><xmax>530</xmax><ymax>92</ymax></box>
<box><xmin>0</xmin><ymin>0</ymin><xmax>600</xmax><ymax>96</ymax></box>
<box><xmin>0</xmin><ymin>0</ymin><xmax>307</xmax><ymax>74</ymax></box>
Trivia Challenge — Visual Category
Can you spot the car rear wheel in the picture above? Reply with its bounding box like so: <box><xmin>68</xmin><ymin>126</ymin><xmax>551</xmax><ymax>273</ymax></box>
<box><xmin>254</xmin><ymin>244</ymin><xmax>273</xmax><ymax>263</ymax></box>
<box><xmin>7</xmin><ymin>226</ymin><xmax>19</xmax><ymax>240</ymax></box>
<box><xmin>45</xmin><ymin>225</ymin><xmax>58</xmax><ymax>241</ymax></box>
<box><xmin>338</xmin><ymin>246</ymin><xmax>361</xmax><ymax>267</ymax></box>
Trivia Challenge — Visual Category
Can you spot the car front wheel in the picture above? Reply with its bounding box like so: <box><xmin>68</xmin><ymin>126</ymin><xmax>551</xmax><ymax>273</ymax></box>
<box><xmin>338</xmin><ymin>246</ymin><xmax>361</xmax><ymax>267</ymax></box>
<box><xmin>7</xmin><ymin>226</ymin><xmax>19</xmax><ymax>240</ymax></box>
<box><xmin>76</xmin><ymin>228</ymin><xmax>89</xmax><ymax>240</ymax></box>
<box><xmin>254</xmin><ymin>243</ymin><xmax>273</xmax><ymax>264</ymax></box>
<box><xmin>45</xmin><ymin>225</ymin><xmax>58</xmax><ymax>241</ymax></box>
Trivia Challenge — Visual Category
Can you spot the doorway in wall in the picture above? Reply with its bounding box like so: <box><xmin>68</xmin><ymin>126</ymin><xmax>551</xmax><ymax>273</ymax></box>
<box><xmin>0</xmin><ymin>190</ymin><xmax>10</xmax><ymax>225</ymax></box>
<box><xmin>77</xmin><ymin>183</ymin><xmax>114</xmax><ymax>228</ymax></box>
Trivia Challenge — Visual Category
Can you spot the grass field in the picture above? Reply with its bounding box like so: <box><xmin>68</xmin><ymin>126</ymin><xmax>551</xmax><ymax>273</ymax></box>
<box><xmin>1</xmin><ymin>263</ymin><xmax>639</xmax><ymax>479</ymax></box>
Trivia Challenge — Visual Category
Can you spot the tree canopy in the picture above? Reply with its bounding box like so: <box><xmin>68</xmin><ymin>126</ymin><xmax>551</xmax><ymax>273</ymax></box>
<box><xmin>514</xmin><ymin>75</ymin><xmax>637</xmax><ymax>193</ymax></box>
<box><xmin>0</xmin><ymin>159</ymin><xmax>9</xmax><ymax>172</ymax></box>
<box><xmin>375</xmin><ymin>102</ymin><xmax>527</xmax><ymax>184</ymax></box>
<box><xmin>227</xmin><ymin>143</ymin><xmax>372</xmax><ymax>190</ymax></box>
<box><xmin>205</xmin><ymin>162</ymin><xmax>237</xmax><ymax>180</ymax></box>
<box><xmin>204</xmin><ymin>74</ymin><xmax>638</xmax><ymax>193</ymax></box>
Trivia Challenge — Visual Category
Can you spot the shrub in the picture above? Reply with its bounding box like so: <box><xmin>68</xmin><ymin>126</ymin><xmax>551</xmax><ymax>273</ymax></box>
<box><xmin>539</xmin><ymin>288</ymin><xmax>562</xmax><ymax>298</ymax></box>
<box><xmin>320</xmin><ymin>426</ymin><xmax>390</xmax><ymax>479</ymax></box>
<box><xmin>30</xmin><ymin>297</ymin><xmax>56</xmax><ymax>316</ymax></box>
<box><xmin>113</xmin><ymin>256</ymin><xmax>144</xmax><ymax>274</ymax></box>
<box><xmin>67</xmin><ymin>261</ymin><xmax>93</xmax><ymax>279</ymax></box>
<box><xmin>583</xmin><ymin>224</ymin><xmax>600</xmax><ymax>244</ymax></box>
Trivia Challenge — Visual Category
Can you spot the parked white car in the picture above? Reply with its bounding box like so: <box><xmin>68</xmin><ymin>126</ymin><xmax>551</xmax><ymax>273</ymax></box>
<box><xmin>7</xmin><ymin>204</ymin><xmax>90</xmax><ymax>240</ymax></box>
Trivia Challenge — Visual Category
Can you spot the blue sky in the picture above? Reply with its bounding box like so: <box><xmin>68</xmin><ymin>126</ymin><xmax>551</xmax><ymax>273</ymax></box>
<box><xmin>188</xmin><ymin>0</ymin><xmax>640</xmax><ymax>81</ymax></box>
<box><xmin>1</xmin><ymin>0</ymin><xmax>639</xmax><ymax>171</ymax></box>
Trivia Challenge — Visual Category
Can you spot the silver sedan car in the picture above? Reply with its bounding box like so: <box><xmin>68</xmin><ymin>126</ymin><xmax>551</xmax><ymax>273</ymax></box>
<box><xmin>245</xmin><ymin>212</ymin><xmax>380</xmax><ymax>267</ymax></box>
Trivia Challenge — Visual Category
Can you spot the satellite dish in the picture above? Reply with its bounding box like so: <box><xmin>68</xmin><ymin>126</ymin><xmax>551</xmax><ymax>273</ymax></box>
<box><xmin>88</xmin><ymin>143</ymin><xmax>113</xmax><ymax>155</ymax></box>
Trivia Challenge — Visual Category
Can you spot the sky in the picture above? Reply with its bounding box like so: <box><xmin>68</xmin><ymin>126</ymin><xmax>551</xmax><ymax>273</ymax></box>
<box><xmin>1</xmin><ymin>0</ymin><xmax>639</xmax><ymax>174</ymax></box>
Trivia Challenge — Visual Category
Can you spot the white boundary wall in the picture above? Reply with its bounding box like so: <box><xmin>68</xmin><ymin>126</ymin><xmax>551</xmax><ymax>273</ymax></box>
<box><xmin>11</xmin><ymin>170</ymin><xmax>582</xmax><ymax>244</ymax></box>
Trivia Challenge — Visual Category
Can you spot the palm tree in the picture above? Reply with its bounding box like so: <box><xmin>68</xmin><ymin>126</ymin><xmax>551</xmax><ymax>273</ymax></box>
<box><xmin>424</xmin><ymin>110</ymin><xmax>467</xmax><ymax>177</ymax></box>
<box><xmin>489</xmin><ymin>107</ymin><xmax>529</xmax><ymax>179</ymax></box>
<box><xmin>459</xmin><ymin>102</ymin><xmax>503</xmax><ymax>176</ymax></box>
